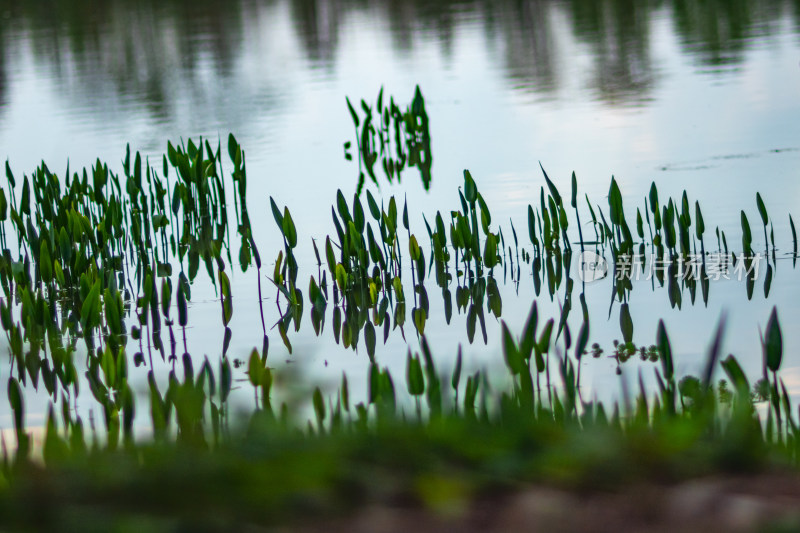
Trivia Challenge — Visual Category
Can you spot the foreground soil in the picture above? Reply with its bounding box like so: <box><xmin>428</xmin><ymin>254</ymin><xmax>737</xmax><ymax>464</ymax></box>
<box><xmin>289</xmin><ymin>473</ymin><xmax>800</xmax><ymax>533</ymax></box>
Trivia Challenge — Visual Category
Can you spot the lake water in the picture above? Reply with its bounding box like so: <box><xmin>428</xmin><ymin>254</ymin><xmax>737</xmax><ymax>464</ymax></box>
<box><xmin>1</xmin><ymin>0</ymin><xmax>800</xmax><ymax>430</ymax></box>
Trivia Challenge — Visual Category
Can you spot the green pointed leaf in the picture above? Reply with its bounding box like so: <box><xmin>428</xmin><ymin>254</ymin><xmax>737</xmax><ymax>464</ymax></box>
<box><xmin>366</xmin><ymin>190</ymin><xmax>381</xmax><ymax>221</ymax></box>
<box><xmin>636</xmin><ymin>209</ymin><xmax>644</xmax><ymax>239</ymax></box>
<box><xmin>39</xmin><ymin>240</ymin><xmax>53</xmax><ymax>283</ymax></box>
<box><xmin>282</xmin><ymin>207</ymin><xmax>297</xmax><ymax>248</ymax></box>
<box><xmin>695</xmin><ymin>201</ymin><xmax>705</xmax><ymax>239</ymax></box>
<box><xmin>20</xmin><ymin>176</ymin><xmax>30</xmax><ymax>215</ymax></box>
<box><xmin>527</xmin><ymin>205</ymin><xmax>538</xmax><ymax>246</ymax></box>
<box><xmin>364</xmin><ymin>321</ymin><xmax>376</xmax><ymax>361</ymax></box>
<box><xmin>538</xmin><ymin>319</ymin><xmax>554</xmax><ymax>354</ymax></box>
<box><xmin>406</xmin><ymin>353</ymin><xmax>424</xmax><ymax>396</ymax></box>
<box><xmin>8</xmin><ymin>377</ymin><xmax>24</xmax><ymax>433</ymax></box>
<box><xmin>501</xmin><ymin>322</ymin><xmax>522</xmax><ymax>374</ymax></box>
<box><xmin>657</xmin><ymin>320</ymin><xmax>673</xmax><ymax>381</ymax></box>
<box><xmin>219</xmin><ymin>270</ymin><xmax>233</xmax><ymax>326</ymax></box>
<box><xmin>464</xmin><ymin>170</ymin><xmax>477</xmax><ymax>204</ymax></box>
<box><xmin>538</xmin><ymin>163</ymin><xmax>562</xmax><ymax>206</ymax></box>
<box><xmin>741</xmin><ymin>211</ymin><xmax>752</xmax><ymax>251</ymax></box>
<box><xmin>313</xmin><ymin>387</ymin><xmax>325</xmax><ymax>424</ymax></box>
<box><xmin>221</xmin><ymin>357</ymin><xmax>232</xmax><ymax>403</ymax></box>
<box><xmin>570</xmin><ymin>172</ymin><xmax>578</xmax><ymax>208</ymax></box>
<box><xmin>620</xmin><ymin>303</ymin><xmax>633</xmax><ymax>344</ymax></box>
<box><xmin>248</xmin><ymin>349</ymin><xmax>262</xmax><ymax>386</ymax></box>
<box><xmin>756</xmin><ymin>193</ymin><xmax>768</xmax><ymax>226</ymax></box>
<box><xmin>451</xmin><ymin>347</ymin><xmax>462</xmax><ymax>391</ymax></box>
<box><xmin>721</xmin><ymin>355</ymin><xmax>749</xmax><ymax>394</ymax></box>
<box><xmin>177</xmin><ymin>281</ymin><xmax>188</xmax><ymax>327</ymax></box>
<box><xmin>608</xmin><ymin>177</ymin><xmax>623</xmax><ymax>225</ymax></box>
<box><xmin>5</xmin><ymin>160</ymin><xmax>16</xmax><ymax>188</ymax></box>
<box><xmin>368</xmin><ymin>363</ymin><xmax>380</xmax><ymax>404</ymax></box>
<box><xmin>353</xmin><ymin>194</ymin><xmax>365</xmax><ymax>234</ymax></box>
<box><xmin>765</xmin><ymin>307</ymin><xmax>783</xmax><ymax>372</ymax></box>
<box><xmin>269</xmin><ymin>197</ymin><xmax>284</xmax><ymax>230</ymax></box>
<box><xmin>346</xmin><ymin>96</ymin><xmax>360</xmax><ymax>128</ymax></box>
<box><xmin>575</xmin><ymin>321</ymin><xmax>590</xmax><ymax>360</ymax></box>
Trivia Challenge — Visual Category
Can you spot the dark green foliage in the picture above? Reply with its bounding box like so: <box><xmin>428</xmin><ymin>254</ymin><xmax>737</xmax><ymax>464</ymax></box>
<box><xmin>1</xmin><ymin>133</ymin><xmax>799</xmax><ymax>532</ymax></box>
<box><xmin>345</xmin><ymin>86</ymin><xmax>433</xmax><ymax>194</ymax></box>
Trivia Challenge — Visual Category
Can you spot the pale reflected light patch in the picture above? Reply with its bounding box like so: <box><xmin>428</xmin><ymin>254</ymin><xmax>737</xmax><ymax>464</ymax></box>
<box><xmin>482</xmin><ymin>172</ymin><xmax>540</xmax><ymax>211</ymax></box>
<box><xmin>0</xmin><ymin>424</ymin><xmax>46</xmax><ymax>458</ymax></box>
<box><xmin>777</xmin><ymin>366</ymin><xmax>800</xmax><ymax>398</ymax></box>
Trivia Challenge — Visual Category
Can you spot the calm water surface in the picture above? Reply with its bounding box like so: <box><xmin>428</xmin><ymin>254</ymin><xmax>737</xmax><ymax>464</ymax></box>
<box><xmin>1</xmin><ymin>0</ymin><xmax>800</xmax><ymax>429</ymax></box>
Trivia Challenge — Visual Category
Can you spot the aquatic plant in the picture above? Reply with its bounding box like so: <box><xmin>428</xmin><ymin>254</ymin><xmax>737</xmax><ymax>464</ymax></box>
<box><xmin>344</xmin><ymin>86</ymin><xmax>433</xmax><ymax>194</ymax></box>
<box><xmin>0</xmin><ymin>133</ymin><xmax>798</xmax><ymax>531</ymax></box>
